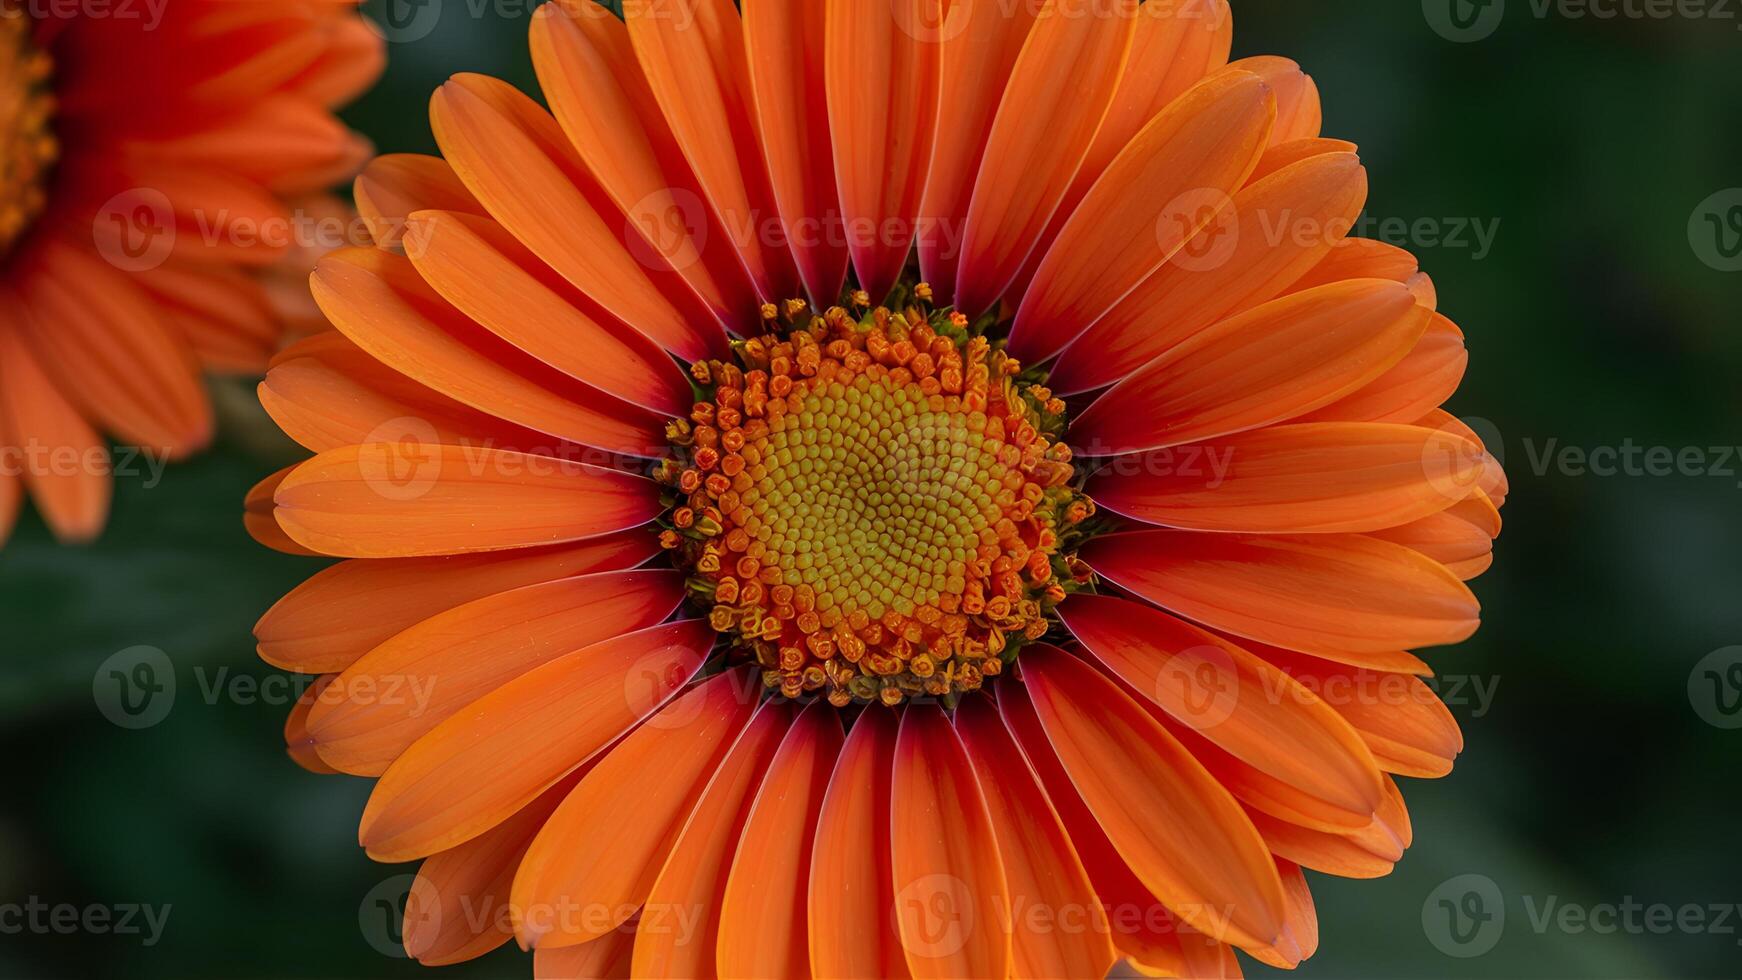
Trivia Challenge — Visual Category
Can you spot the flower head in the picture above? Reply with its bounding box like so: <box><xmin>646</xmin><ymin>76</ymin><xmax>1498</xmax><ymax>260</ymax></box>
<box><xmin>0</xmin><ymin>0</ymin><xmax>381</xmax><ymax>547</ymax></box>
<box><xmin>255</xmin><ymin>1</ymin><xmax>1505</xmax><ymax>975</ymax></box>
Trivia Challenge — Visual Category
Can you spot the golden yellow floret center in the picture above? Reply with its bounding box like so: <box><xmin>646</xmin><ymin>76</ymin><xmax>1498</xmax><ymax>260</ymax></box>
<box><xmin>659</xmin><ymin>296</ymin><xmax>1096</xmax><ymax>707</ymax></box>
<box><xmin>0</xmin><ymin>7</ymin><xmax>56</xmax><ymax>260</ymax></box>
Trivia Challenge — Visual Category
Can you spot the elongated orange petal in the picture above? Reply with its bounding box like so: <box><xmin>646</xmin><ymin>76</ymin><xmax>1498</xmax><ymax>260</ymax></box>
<box><xmin>259</xmin><ymin>334</ymin><xmax>558</xmax><ymax>456</ymax></box>
<box><xmin>403</xmin><ymin>210</ymin><xmax>691</xmax><ymax>416</ymax></box>
<box><xmin>954</xmin><ymin>0</ymin><xmax>1139</xmax><ymax>315</ymax></box>
<box><xmin>304</xmin><ymin>569</ymin><xmax>683</xmax><ymax>774</ymax></box>
<box><xmin>0</xmin><ymin>321</ymin><xmax>111</xmax><ymax>544</ymax></box>
<box><xmin>354</xmin><ymin>153</ymin><xmax>484</xmax><ymax>249</ymax></box>
<box><xmin>310</xmin><ymin>248</ymin><xmax>667</xmax><ymax>456</ymax></box>
<box><xmin>1089</xmin><ymin>422</ymin><xmax>1483</xmax><ymax>534</ymax></box>
<box><xmin>513</xmin><ymin>667</ymin><xmax>761</xmax><ymax>949</ymax></box>
<box><xmin>1051</xmin><ymin>150</ymin><xmax>1367</xmax><ymax>394</ymax></box>
<box><xmin>358</xmin><ymin>620</ymin><xmax>712</xmax><ymax>863</ymax></box>
<box><xmin>256</xmin><ymin>532</ymin><xmax>655</xmax><ymax>674</ymax></box>
<box><xmin>807</xmin><ymin>705</ymin><xmax>906</xmax><ymax>980</ymax></box>
<box><xmin>1010</xmin><ymin>69</ymin><xmax>1274</xmax><ymax>361</ymax></box>
<box><xmin>274</xmin><ymin>443</ymin><xmax>660</xmax><ymax>559</ymax></box>
<box><xmin>1370</xmin><ymin>491</ymin><xmax>1500</xmax><ymax>575</ymax></box>
<box><xmin>1246</xmin><ymin>777</ymin><xmax>1412</xmax><ymax>879</ymax></box>
<box><xmin>1227</xmin><ymin>57</ymin><xmax>1320</xmax><ymax>146</ymax></box>
<box><xmin>1277</xmin><ymin>859</ymin><xmax>1320</xmax><ymax>961</ymax></box>
<box><xmin>957</xmin><ymin>696</ymin><xmax>1116</xmax><ymax>980</ymax></box>
<box><xmin>1419</xmin><ymin>409</ymin><xmax>1508</xmax><ymax>507</ymax></box>
<box><xmin>624</xmin><ymin>0</ymin><xmax>799</xmax><ymax>302</ymax></box>
<box><xmin>891</xmin><ymin>703</ymin><xmax>1011</xmax><ymax>979</ymax></box>
<box><xmin>14</xmin><ymin>240</ymin><xmax>212</xmax><ymax>457</ymax></box>
<box><xmin>743</xmin><ymin>0</ymin><xmax>850</xmax><ymax>306</ymax></box>
<box><xmin>404</xmin><ymin>773</ymin><xmax>580</xmax><ymax>966</ymax></box>
<box><xmin>633</xmin><ymin>699</ymin><xmax>797</xmax><ymax>978</ymax></box>
<box><xmin>1085</xmin><ymin>530</ymin><xmax>1481</xmax><ymax>657</ymax></box>
<box><xmin>1060</xmin><ymin>594</ymin><xmax>1385</xmax><ymax>820</ymax></box>
<box><xmin>1070</xmin><ymin>279</ymin><xmax>1430</xmax><ymax>454</ymax></box>
<box><xmin>824</xmin><ymin>0</ymin><xmax>940</xmax><ymax>301</ymax></box>
<box><xmin>283</xmin><ymin>675</ymin><xmax>338</xmax><ymax>774</ymax></box>
<box><xmin>1019</xmin><ymin>646</ymin><xmax>1286</xmax><ymax>954</ymax></box>
<box><xmin>1300</xmin><ymin>312</ymin><xmax>1468</xmax><ymax>424</ymax></box>
<box><xmin>428</xmin><ymin>76</ymin><xmax>724</xmax><ymax>361</ymax></box>
<box><xmin>1257</xmin><ymin>646</ymin><xmax>1464</xmax><ymax>779</ymax></box>
<box><xmin>914</xmin><ymin>0</ymin><xmax>1040</xmax><ymax>298</ymax></box>
<box><xmin>1288</xmin><ymin>236</ymin><xmax>1418</xmax><ymax>292</ymax></box>
<box><xmin>995</xmin><ymin>683</ymin><xmax>1198</xmax><ymax>975</ymax></box>
<box><xmin>245</xmin><ymin>465</ymin><xmax>320</xmax><ymax>557</ymax></box>
<box><xmin>530</xmin><ymin>5</ymin><xmax>759</xmax><ymax>331</ymax></box>
<box><xmin>1005</xmin><ymin>0</ymin><xmax>1234</xmax><ymax>303</ymax></box>
<box><xmin>717</xmin><ymin>700</ymin><xmax>844</xmax><ymax>979</ymax></box>
<box><xmin>533</xmin><ymin>921</ymin><xmax>636</xmax><ymax>979</ymax></box>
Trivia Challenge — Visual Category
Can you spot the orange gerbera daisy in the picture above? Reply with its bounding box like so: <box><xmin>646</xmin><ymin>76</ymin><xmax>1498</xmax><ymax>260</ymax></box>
<box><xmin>0</xmin><ymin>0</ymin><xmax>381</xmax><ymax>547</ymax></box>
<box><xmin>253</xmin><ymin>1</ymin><xmax>1506</xmax><ymax>976</ymax></box>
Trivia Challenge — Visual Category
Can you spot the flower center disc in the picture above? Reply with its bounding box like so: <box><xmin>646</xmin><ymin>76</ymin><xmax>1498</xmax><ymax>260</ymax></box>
<box><xmin>0</xmin><ymin>6</ymin><xmax>56</xmax><ymax>261</ymax></box>
<box><xmin>661</xmin><ymin>296</ymin><xmax>1095</xmax><ymax>706</ymax></box>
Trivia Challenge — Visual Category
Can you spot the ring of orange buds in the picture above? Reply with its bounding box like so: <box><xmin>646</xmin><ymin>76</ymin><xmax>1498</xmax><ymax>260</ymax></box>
<box><xmin>657</xmin><ymin>292</ymin><xmax>1098</xmax><ymax>706</ymax></box>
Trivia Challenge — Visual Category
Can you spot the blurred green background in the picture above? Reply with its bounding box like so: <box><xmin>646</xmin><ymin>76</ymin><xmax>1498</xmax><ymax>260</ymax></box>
<box><xmin>4</xmin><ymin>0</ymin><xmax>1740</xmax><ymax>977</ymax></box>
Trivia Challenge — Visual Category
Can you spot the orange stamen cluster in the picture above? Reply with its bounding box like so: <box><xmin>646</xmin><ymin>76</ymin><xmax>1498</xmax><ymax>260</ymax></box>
<box><xmin>0</xmin><ymin>6</ymin><xmax>56</xmax><ymax>259</ymax></box>
<box><xmin>659</xmin><ymin>296</ymin><xmax>1094</xmax><ymax>705</ymax></box>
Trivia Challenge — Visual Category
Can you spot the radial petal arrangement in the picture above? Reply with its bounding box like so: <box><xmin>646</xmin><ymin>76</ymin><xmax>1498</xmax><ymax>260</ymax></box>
<box><xmin>0</xmin><ymin>0</ymin><xmax>383</xmax><ymax>547</ymax></box>
<box><xmin>251</xmin><ymin>1</ymin><xmax>1504</xmax><ymax>976</ymax></box>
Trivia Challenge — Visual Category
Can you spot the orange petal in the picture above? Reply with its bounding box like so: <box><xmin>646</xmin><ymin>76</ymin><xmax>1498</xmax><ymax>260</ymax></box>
<box><xmin>0</xmin><ymin>321</ymin><xmax>111</xmax><ymax>544</ymax></box>
<box><xmin>823</xmin><ymin>0</ymin><xmax>940</xmax><ymax>301</ymax></box>
<box><xmin>1060</xmin><ymin>595</ymin><xmax>1385</xmax><ymax>820</ymax></box>
<box><xmin>1288</xmin><ymin>236</ymin><xmax>1418</xmax><ymax>293</ymax></box>
<box><xmin>633</xmin><ymin>699</ymin><xmax>797</xmax><ymax>978</ymax></box>
<box><xmin>1019</xmin><ymin>646</ymin><xmax>1286</xmax><ymax>954</ymax></box>
<box><xmin>913</xmin><ymin>0</ymin><xmax>1040</xmax><ymax>298</ymax></box>
<box><xmin>1257</xmin><ymin>646</ymin><xmax>1464</xmax><ymax>779</ymax></box>
<box><xmin>891</xmin><ymin>703</ymin><xmax>1011</xmax><ymax>979</ymax></box>
<box><xmin>274</xmin><ymin>443</ymin><xmax>661</xmax><ymax>559</ymax></box>
<box><xmin>1276</xmin><ymin>859</ymin><xmax>1320</xmax><ymax>962</ymax></box>
<box><xmin>259</xmin><ymin>332</ymin><xmax>562</xmax><ymax>456</ymax></box>
<box><xmin>256</xmin><ymin>531</ymin><xmax>656</xmax><ymax>674</ymax></box>
<box><xmin>1300</xmin><ymin>312</ymin><xmax>1468</xmax><ymax>424</ymax></box>
<box><xmin>956</xmin><ymin>696</ymin><xmax>1117</xmax><ymax>980</ymax></box>
<box><xmin>995</xmin><ymin>683</ymin><xmax>1198</xmax><ymax>975</ymax></box>
<box><xmin>512</xmin><ymin>667</ymin><xmax>761</xmax><ymax>949</ymax></box>
<box><xmin>1004</xmin><ymin>0</ymin><xmax>1235</xmax><ymax>303</ymax></box>
<box><xmin>283</xmin><ymin>675</ymin><xmax>338</xmax><ymax>775</ymax></box>
<box><xmin>14</xmin><ymin>241</ymin><xmax>213</xmax><ymax>457</ymax></box>
<box><xmin>533</xmin><ymin>921</ymin><xmax>636</xmax><ymax>980</ymax></box>
<box><xmin>304</xmin><ymin>568</ymin><xmax>683</xmax><ymax>775</ymax></box>
<box><xmin>1226</xmin><ymin>57</ymin><xmax>1321</xmax><ymax>146</ymax></box>
<box><xmin>807</xmin><ymin>705</ymin><xmax>907</xmax><ymax>980</ymax></box>
<box><xmin>1051</xmin><ymin>149</ymin><xmax>1367</xmax><ymax>394</ymax></box>
<box><xmin>428</xmin><ymin>76</ymin><xmax>725</xmax><ymax>361</ymax></box>
<box><xmin>1245</xmin><ymin>777</ymin><xmax>1412</xmax><ymax>879</ymax></box>
<box><xmin>1370</xmin><ymin>491</ymin><xmax>1500</xmax><ymax>572</ymax></box>
<box><xmin>358</xmin><ymin>620</ymin><xmax>713</xmax><ymax>862</ymax></box>
<box><xmin>404</xmin><ymin>774</ymin><xmax>580</xmax><ymax>966</ymax></box>
<box><xmin>310</xmin><ymin>247</ymin><xmax>667</xmax><ymax>456</ymax></box>
<box><xmin>1069</xmin><ymin>279</ymin><xmax>1431</xmax><ymax>454</ymax></box>
<box><xmin>1010</xmin><ymin>69</ymin><xmax>1275</xmax><ymax>362</ymax></box>
<box><xmin>530</xmin><ymin>6</ymin><xmax>759</xmax><ymax>329</ymax></box>
<box><xmin>954</xmin><ymin>0</ymin><xmax>1139</xmax><ymax>315</ymax></box>
<box><xmin>1088</xmin><ymin>422</ymin><xmax>1484</xmax><ymax>534</ymax></box>
<box><xmin>624</xmin><ymin>0</ymin><xmax>800</xmax><ymax>302</ymax></box>
<box><xmin>1084</xmin><ymin>530</ymin><xmax>1481</xmax><ymax>657</ymax></box>
<box><xmin>717</xmin><ymin>700</ymin><xmax>844</xmax><ymax>979</ymax></box>
<box><xmin>403</xmin><ymin>210</ymin><xmax>691</xmax><ymax>416</ymax></box>
<box><xmin>743</xmin><ymin>0</ymin><xmax>850</xmax><ymax>305</ymax></box>
<box><xmin>1419</xmin><ymin>409</ymin><xmax>1508</xmax><ymax>506</ymax></box>
<box><xmin>245</xmin><ymin>465</ymin><xmax>320</xmax><ymax>557</ymax></box>
<box><xmin>354</xmin><ymin>153</ymin><xmax>484</xmax><ymax>249</ymax></box>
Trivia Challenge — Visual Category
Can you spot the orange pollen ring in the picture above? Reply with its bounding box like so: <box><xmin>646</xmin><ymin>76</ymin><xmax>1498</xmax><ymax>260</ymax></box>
<box><xmin>658</xmin><ymin>296</ymin><xmax>1095</xmax><ymax>706</ymax></box>
<box><xmin>0</xmin><ymin>7</ymin><xmax>56</xmax><ymax>260</ymax></box>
